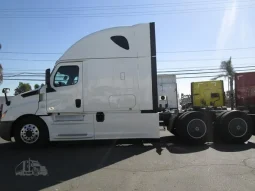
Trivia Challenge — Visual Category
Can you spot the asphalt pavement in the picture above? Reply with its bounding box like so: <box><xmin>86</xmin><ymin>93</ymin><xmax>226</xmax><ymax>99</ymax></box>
<box><xmin>0</xmin><ymin>129</ymin><xmax>255</xmax><ymax>191</ymax></box>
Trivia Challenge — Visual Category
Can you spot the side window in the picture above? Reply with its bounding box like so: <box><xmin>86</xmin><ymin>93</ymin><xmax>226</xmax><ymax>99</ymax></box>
<box><xmin>54</xmin><ymin>65</ymin><xmax>79</xmax><ymax>87</ymax></box>
<box><xmin>110</xmin><ymin>36</ymin><xmax>129</xmax><ymax>50</ymax></box>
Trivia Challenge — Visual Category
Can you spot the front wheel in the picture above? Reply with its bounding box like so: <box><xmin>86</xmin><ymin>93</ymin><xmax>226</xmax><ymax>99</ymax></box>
<box><xmin>13</xmin><ymin>117</ymin><xmax>49</xmax><ymax>147</ymax></box>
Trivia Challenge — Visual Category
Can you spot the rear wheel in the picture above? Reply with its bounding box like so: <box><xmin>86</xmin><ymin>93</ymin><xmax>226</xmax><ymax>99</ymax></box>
<box><xmin>13</xmin><ymin>116</ymin><xmax>49</xmax><ymax>147</ymax></box>
<box><xmin>176</xmin><ymin>111</ymin><xmax>208</xmax><ymax>144</ymax></box>
<box><xmin>171</xmin><ymin>112</ymin><xmax>191</xmax><ymax>136</ymax></box>
<box><xmin>169</xmin><ymin>117</ymin><xmax>179</xmax><ymax>136</ymax></box>
<box><xmin>215</xmin><ymin>111</ymin><xmax>253</xmax><ymax>143</ymax></box>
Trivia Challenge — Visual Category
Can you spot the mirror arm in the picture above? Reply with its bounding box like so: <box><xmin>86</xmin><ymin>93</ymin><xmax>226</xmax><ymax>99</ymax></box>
<box><xmin>2</xmin><ymin>88</ymin><xmax>11</xmax><ymax>106</ymax></box>
<box><xmin>45</xmin><ymin>68</ymin><xmax>56</xmax><ymax>93</ymax></box>
<box><xmin>4</xmin><ymin>93</ymin><xmax>11</xmax><ymax>106</ymax></box>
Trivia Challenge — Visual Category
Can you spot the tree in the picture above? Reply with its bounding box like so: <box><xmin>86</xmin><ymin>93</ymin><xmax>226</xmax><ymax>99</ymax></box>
<box><xmin>14</xmin><ymin>82</ymin><xmax>32</xmax><ymax>95</ymax></box>
<box><xmin>34</xmin><ymin>84</ymin><xmax>40</xmax><ymax>89</ymax></box>
<box><xmin>212</xmin><ymin>57</ymin><xmax>235</xmax><ymax>110</ymax></box>
<box><xmin>34</xmin><ymin>83</ymin><xmax>45</xmax><ymax>89</ymax></box>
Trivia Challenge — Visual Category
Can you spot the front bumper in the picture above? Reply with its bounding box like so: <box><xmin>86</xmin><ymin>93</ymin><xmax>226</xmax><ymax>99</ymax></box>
<box><xmin>0</xmin><ymin>121</ymin><xmax>13</xmax><ymax>141</ymax></box>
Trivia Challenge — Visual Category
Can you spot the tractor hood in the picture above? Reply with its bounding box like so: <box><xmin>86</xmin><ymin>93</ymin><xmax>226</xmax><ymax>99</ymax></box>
<box><xmin>1</xmin><ymin>89</ymin><xmax>41</xmax><ymax>122</ymax></box>
<box><xmin>11</xmin><ymin>89</ymin><xmax>40</xmax><ymax>106</ymax></box>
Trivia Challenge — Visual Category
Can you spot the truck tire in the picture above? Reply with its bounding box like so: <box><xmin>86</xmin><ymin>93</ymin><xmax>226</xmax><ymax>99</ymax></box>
<box><xmin>216</xmin><ymin>111</ymin><xmax>229</xmax><ymax>119</ymax></box>
<box><xmin>13</xmin><ymin>116</ymin><xmax>49</xmax><ymax>147</ymax></box>
<box><xmin>172</xmin><ymin>112</ymin><xmax>191</xmax><ymax>136</ymax></box>
<box><xmin>213</xmin><ymin>111</ymin><xmax>229</xmax><ymax>131</ymax></box>
<box><xmin>176</xmin><ymin>111</ymin><xmax>208</xmax><ymax>144</ymax></box>
<box><xmin>169</xmin><ymin>115</ymin><xmax>179</xmax><ymax>136</ymax></box>
<box><xmin>216</xmin><ymin>111</ymin><xmax>253</xmax><ymax>143</ymax></box>
<box><xmin>179</xmin><ymin>111</ymin><xmax>191</xmax><ymax>120</ymax></box>
<box><xmin>213</xmin><ymin>111</ymin><xmax>229</xmax><ymax>142</ymax></box>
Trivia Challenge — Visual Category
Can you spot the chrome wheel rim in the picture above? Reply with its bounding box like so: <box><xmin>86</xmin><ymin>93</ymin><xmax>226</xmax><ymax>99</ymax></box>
<box><xmin>20</xmin><ymin>124</ymin><xmax>40</xmax><ymax>144</ymax></box>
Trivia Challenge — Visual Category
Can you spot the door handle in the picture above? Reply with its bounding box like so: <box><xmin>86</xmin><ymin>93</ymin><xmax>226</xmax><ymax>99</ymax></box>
<box><xmin>75</xmin><ymin>99</ymin><xmax>81</xmax><ymax>108</ymax></box>
<box><xmin>96</xmin><ymin>112</ymin><xmax>105</xmax><ymax>122</ymax></box>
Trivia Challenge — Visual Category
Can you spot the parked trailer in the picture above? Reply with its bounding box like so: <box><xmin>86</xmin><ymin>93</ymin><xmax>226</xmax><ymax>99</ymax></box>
<box><xmin>0</xmin><ymin>22</ymin><xmax>253</xmax><ymax>146</ymax></box>
<box><xmin>235</xmin><ymin>72</ymin><xmax>255</xmax><ymax>112</ymax></box>
<box><xmin>235</xmin><ymin>71</ymin><xmax>255</xmax><ymax>134</ymax></box>
<box><xmin>157</xmin><ymin>74</ymin><xmax>178</xmax><ymax>111</ymax></box>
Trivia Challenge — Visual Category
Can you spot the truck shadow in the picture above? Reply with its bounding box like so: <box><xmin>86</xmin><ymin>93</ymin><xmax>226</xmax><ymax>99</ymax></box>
<box><xmin>158</xmin><ymin>136</ymin><xmax>255</xmax><ymax>153</ymax></box>
<box><xmin>210</xmin><ymin>141</ymin><xmax>255</xmax><ymax>152</ymax></box>
<box><xmin>0</xmin><ymin>136</ymin><xmax>254</xmax><ymax>191</ymax></box>
<box><xmin>156</xmin><ymin>136</ymin><xmax>209</xmax><ymax>154</ymax></box>
<box><xmin>0</xmin><ymin>140</ymin><xmax>155</xmax><ymax>191</ymax></box>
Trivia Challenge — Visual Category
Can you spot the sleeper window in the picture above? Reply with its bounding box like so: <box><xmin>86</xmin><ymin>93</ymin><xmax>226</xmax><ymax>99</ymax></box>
<box><xmin>110</xmin><ymin>36</ymin><xmax>129</xmax><ymax>50</ymax></box>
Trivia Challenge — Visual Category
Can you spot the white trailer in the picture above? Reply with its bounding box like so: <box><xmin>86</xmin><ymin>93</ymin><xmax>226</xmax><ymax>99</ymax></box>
<box><xmin>157</xmin><ymin>74</ymin><xmax>178</xmax><ymax>111</ymax></box>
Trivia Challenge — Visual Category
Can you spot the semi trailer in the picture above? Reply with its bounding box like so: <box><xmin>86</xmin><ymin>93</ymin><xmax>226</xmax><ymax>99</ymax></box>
<box><xmin>0</xmin><ymin>22</ymin><xmax>254</xmax><ymax>146</ymax></box>
<box><xmin>157</xmin><ymin>74</ymin><xmax>178</xmax><ymax>112</ymax></box>
<box><xmin>235</xmin><ymin>71</ymin><xmax>255</xmax><ymax>112</ymax></box>
<box><xmin>235</xmin><ymin>71</ymin><xmax>255</xmax><ymax>134</ymax></box>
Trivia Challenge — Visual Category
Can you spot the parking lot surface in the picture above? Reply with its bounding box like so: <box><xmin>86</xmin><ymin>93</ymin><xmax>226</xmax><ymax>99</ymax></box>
<box><xmin>0</xmin><ymin>130</ymin><xmax>255</xmax><ymax>191</ymax></box>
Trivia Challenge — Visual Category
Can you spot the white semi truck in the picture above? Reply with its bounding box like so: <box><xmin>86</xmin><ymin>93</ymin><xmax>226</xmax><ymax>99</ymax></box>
<box><xmin>0</xmin><ymin>22</ymin><xmax>159</xmax><ymax>146</ymax></box>
<box><xmin>0</xmin><ymin>22</ymin><xmax>253</xmax><ymax>146</ymax></box>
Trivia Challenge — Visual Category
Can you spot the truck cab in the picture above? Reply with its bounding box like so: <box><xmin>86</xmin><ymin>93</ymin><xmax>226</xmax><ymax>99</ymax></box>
<box><xmin>0</xmin><ymin>22</ymin><xmax>159</xmax><ymax>146</ymax></box>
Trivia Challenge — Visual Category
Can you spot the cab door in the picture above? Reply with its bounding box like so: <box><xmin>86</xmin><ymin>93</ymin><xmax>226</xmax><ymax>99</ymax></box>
<box><xmin>47</xmin><ymin>62</ymin><xmax>83</xmax><ymax>113</ymax></box>
<box><xmin>46</xmin><ymin>62</ymin><xmax>94</xmax><ymax>140</ymax></box>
